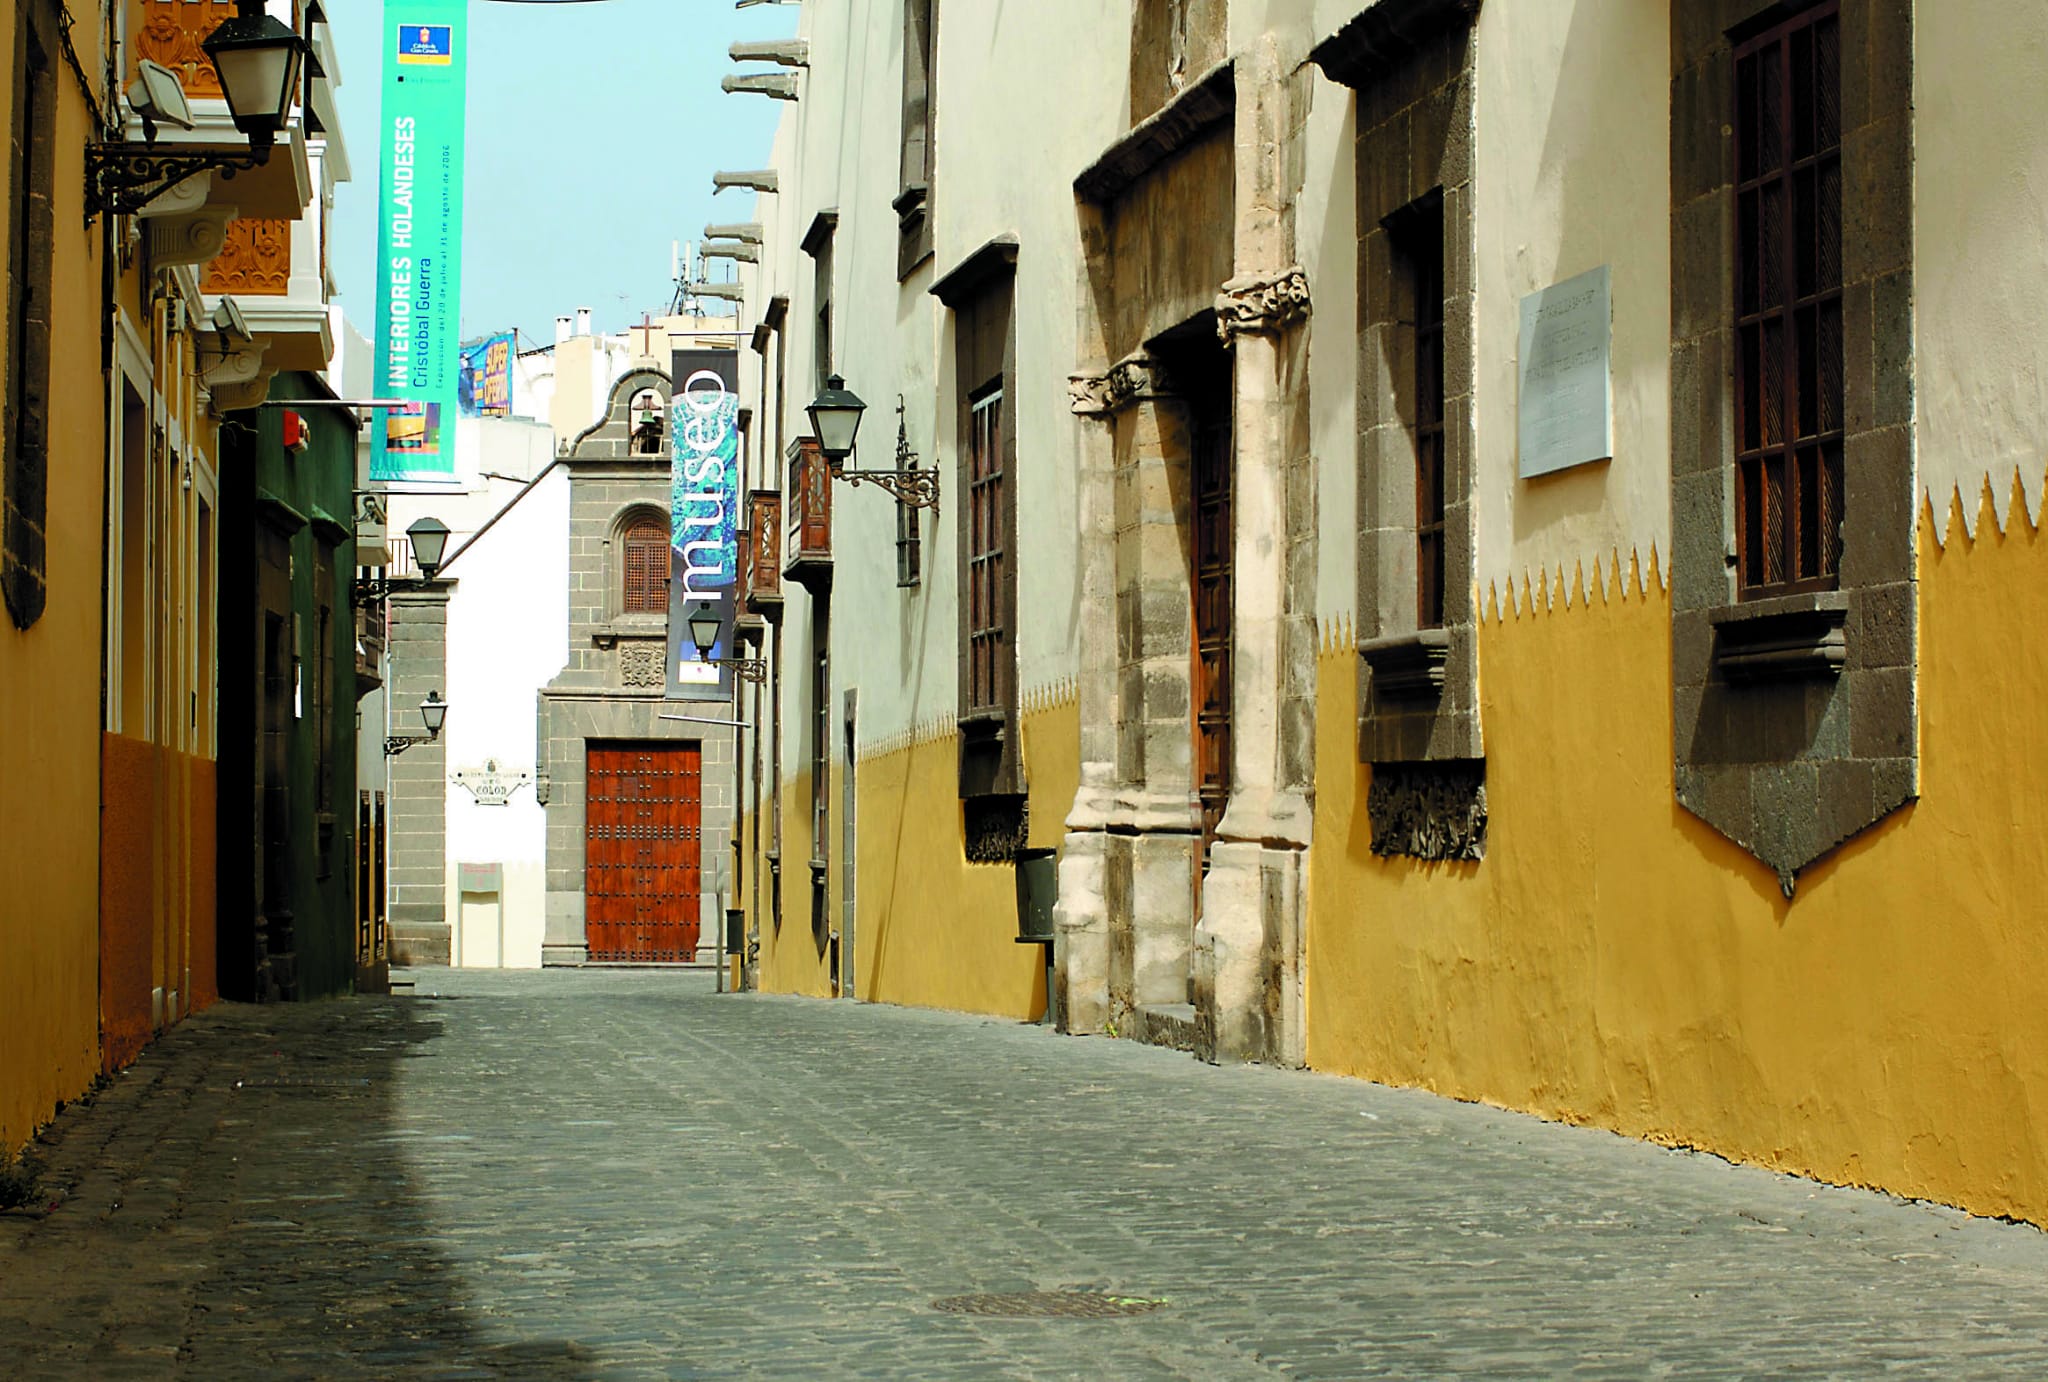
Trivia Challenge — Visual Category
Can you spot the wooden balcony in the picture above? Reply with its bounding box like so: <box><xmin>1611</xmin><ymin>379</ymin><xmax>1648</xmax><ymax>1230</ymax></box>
<box><xmin>748</xmin><ymin>489</ymin><xmax>785</xmax><ymax>617</ymax></box>
<box><xmin>734</xmin><ymin>528</ymin><xmax>766</xmax><ymax>646</ymax></box>
<box><xmin>783</xmin><ymin>441</ymin><xmax>831</xmax><ymax>595</ymax></box>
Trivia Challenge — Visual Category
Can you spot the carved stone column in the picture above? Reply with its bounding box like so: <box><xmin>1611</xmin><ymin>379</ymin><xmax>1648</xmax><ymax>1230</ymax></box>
<box><xmin>1055</xmin><ymin>369</ymin><xmax>1117</xmax><ymax>1035</ymax></box>
<box><xmin>1196</xmin><ymin>41</ymin><xmax>1318</xmax><ymax>1067</ymax></box>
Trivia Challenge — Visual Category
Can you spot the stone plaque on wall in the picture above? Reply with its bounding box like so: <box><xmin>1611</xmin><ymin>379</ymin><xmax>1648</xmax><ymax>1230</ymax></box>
<box><xmin>1517</xmin><ymin>265</ymin><xmax>1612</xmax><ymax>478</ymax></box>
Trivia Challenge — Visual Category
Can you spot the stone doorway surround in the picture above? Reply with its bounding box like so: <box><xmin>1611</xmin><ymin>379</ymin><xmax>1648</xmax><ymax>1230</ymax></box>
<box><xmin>1058</xmin><ymin>48</ymin><xmax>1315</xmax><ymax>1067</ymax></box>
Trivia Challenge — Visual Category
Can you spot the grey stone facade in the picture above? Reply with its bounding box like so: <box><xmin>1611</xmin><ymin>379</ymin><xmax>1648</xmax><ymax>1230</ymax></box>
<box><xmin>387</xmin><ymin>584</ymin><xmax>452</xmax><ymax>966</ymax></box>
<box><xmin>1319</xmin><ymin>5</ymin><xmax>1484</xmax><ymax>772</ymax></box>
<box><xmin>1667</xmin><ymin>0</ymin><xmax>1917</xmax><ymax>891</ymax></box>
<box><xmin>1058</xmin><ymin>42</ymin><xmax>1316</xmax><ymax>1070</ymax></box>
<box><xmin>538</xmin><ymin>368</ymin><xmax>739</xmax><ymax>965</ymax></box>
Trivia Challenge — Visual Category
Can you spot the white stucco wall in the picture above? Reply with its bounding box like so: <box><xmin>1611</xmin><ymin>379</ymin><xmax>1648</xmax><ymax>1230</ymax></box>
<box><xmin>751</xmin><ymin>0</ymin><xmax>1130</xmax><ymax>772</ymax></box>
<box><xmin>386</xmin><ymin>418</ymin><xmax>566</xmax><ymax>969</ymax></box>
<box><xmin>1915</xmin><ymin>0</ymin><xmax>2048</xmax><ymax>537</ymax></box>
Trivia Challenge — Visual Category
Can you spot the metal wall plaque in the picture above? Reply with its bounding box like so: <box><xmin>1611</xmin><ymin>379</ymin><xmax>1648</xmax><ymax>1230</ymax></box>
<box><xmin>457</xmin><ymin>862</ymin><xmax>502</xmax><ymax>893</ymax></box>
<box><xmin>1517</xmin><ymin>264</ymin><xmax>1613</xmax><ymax>478</ymax></box>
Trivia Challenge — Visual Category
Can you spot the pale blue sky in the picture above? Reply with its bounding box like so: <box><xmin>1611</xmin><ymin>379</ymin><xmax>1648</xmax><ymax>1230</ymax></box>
<box><xmin>328</xmin><ymin>0</ymin><xmax>794</xmax><ymax>348</ymax></box>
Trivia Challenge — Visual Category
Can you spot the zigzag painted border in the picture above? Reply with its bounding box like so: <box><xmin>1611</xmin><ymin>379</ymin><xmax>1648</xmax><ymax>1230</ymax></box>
<box><xmin>1926</xmin><ymin>462</ymin><xmax>2048</xmax><ymax>547</ymax></box>
<box><xmin>853</xmin><ymin>678</ymin><xmax>1081</xmax><ymax>764</ymax></box>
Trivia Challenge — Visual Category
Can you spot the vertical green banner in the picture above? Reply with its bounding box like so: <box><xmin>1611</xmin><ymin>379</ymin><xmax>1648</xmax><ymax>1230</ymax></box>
<box><xmin>371</xmin><ymin>1</ymin><xmax>468</xmax><ymax>485</ymax></box>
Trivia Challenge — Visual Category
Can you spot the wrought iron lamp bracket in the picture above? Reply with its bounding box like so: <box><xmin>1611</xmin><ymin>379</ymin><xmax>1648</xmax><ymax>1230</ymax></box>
<box><xmin>385</xmin><ymin>734</ymin><xmax>435</xmax><ymax>757</ymax></box>
<box><xmin>701</xmin><ymin>656</ymin><xmax>768</xmax><ymax>685</ymax></box>
<box><xmin>830</xmin><ymin>397</ymin><xmax>941</xmax><ymax>512</ymax></box>
<box><xmin>85</xmin><ymin>143</ymin><xmax>270</xmax><ymax>222</ymax></box>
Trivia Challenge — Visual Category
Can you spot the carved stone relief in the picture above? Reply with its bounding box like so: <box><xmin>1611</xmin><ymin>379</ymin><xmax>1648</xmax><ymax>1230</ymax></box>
<box><xmin>618</xmin><ymin>642</ymin><xmax>666</xmax><ymax>688</ymax></box>
<box><xmin>1367</xmin><ymin>760</ymin><xmax>1487</xmax><ymax>861</ymax></box>
<box><xmin>1214</xmin><ymin>267</ymin><xmax>1311</xmax><ymax>343</ymax></box>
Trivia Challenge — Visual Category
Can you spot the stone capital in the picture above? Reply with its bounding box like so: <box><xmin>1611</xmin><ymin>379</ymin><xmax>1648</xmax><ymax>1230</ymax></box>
<box><xmin>1215</xmin><ymin>267</ymin><xmax>1312</xmax><ymax>343</ymax></box>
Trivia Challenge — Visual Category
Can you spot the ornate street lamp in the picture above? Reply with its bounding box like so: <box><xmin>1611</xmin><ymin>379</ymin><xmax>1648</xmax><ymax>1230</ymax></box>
<box><xmin>406</xmin><ymin>517</ymin><xmax>452</xmax><ymax>581</ymax></box>
<box><xmin>807</xmin><ymin>375</ymin><xmax>940</xmax><ymax>512</ymax></box>
<box><xmin>386</xmin><ymin>690</ymin><xmax>449</xmax><ymax>757</ymax></box>
<box><xmin>86</xmin><ymin>0</ymin><xmax>310</xmax><ymax>220</ymax></box>
<box><xmin>353</xmin><ymin>515</ymin><xmax>452</xmax><ymax>607</ymax></box>
<box><xmin>688</xmin><ymin>602</ymin><xmax>767</xmax><ymax>684</ymax></box>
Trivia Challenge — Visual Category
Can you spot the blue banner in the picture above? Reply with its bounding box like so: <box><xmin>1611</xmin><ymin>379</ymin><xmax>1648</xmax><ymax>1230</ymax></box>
<box><xmin>371</xmin><ymin>1</ymin><xmax>468</xmax><ymax>484</ymax></box>
<box><xmin>669</xmin><ymin>353</ymin><xmax>742</xmax><ymax>701</ymax></box>
<box><xmin>459</xmin><ymin>332</ymin><xmax>513</xmax><ymax>418</ymax></box>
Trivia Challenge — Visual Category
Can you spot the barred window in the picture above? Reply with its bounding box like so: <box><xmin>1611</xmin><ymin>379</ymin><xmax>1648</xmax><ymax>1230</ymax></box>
<box><xmin>966</xmin><ymin>387</ymin><xmax>1006</xmax><ymax>711</ymax></box>
<box><xmin>622</xmin><ymin>515</ymin><xmax>668</xmax><ymax>614</ymax></box>
<box><xmin>1384</xmin><ymin>192</ymin><xmax>1447</xmax><ymax>630</ymax></box>
<box><xmin>1734</xmin><ymin>1</ymin><xmax>1842</xmax><ymax>597</ymax></box>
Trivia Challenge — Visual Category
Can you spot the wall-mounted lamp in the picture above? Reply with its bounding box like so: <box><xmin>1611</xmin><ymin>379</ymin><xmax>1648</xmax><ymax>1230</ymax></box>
<box><xmin>688</xmin><ymin>602</ymin><xmax>768</xmax><ymax>684</ymax></box>
<box><xmin>385</xmin><ymin>690</ymin><xmax>448</xmax><ymax>757</ymax></box>
<box><xmin>353</xmin><ymin>516</ymin><xmax>451</xmax><ymax>607</ymax></box>
<box><xmin>85</xmin><ymin>1</ymin><xmax>309</xmax><ymax>220</ymax></box>
<box><xmin>808</xmin><ymin>375</ymin><xmax>940</xmax><ymax>512</ymax></box>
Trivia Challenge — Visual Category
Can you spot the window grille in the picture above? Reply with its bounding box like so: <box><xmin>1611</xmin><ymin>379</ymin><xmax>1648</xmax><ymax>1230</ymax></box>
<box><xmin>1734</xmin><ymin>1</ymin><xmax>1843</xmax><ymax>596</ymax></box>
<box><xmin>622</xmin><ymin>516</ymin><xmax>668</xmax><ymax>614</ymax></box>
<box><xmin>967</xmin><ymin>388</ymin><xmax>1006</xmax><ymax>710</ymax></box>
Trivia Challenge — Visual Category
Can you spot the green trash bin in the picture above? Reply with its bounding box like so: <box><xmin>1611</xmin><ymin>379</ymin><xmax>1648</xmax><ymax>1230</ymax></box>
<box><xmin>1013</xmin><ymin>848</ymin><xmax>1058</xmax><ymax>944</ymax></box>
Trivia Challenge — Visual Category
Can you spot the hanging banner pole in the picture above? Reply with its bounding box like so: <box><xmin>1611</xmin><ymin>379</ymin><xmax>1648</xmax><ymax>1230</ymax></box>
<box><xmin>371</xmin><ymin>1</ymin><xmax>469</xmax><ymax>485</ymax></box>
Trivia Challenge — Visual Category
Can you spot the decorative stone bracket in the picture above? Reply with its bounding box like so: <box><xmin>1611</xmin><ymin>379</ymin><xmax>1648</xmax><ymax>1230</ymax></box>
<box><xmin>1215</xmin><ymin>267</ymin><xmax>1311</xmax><ymax>343</ymax></box>
<box><xmin>1068</xmin><ymin>353</ymin><xmax>1183</xmax><ymax>419</ymax></box>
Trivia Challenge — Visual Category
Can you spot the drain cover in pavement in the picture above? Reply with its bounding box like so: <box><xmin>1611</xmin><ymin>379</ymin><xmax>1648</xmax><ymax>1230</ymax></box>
<box><xmin>931</xmin><ymin>1292</ymin><xmax>1167</xmax><ymax>1319</ymax></box>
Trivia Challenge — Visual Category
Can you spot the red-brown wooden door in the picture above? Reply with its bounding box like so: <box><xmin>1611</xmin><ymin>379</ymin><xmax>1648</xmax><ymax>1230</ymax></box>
<box><xmin>585</xmin><ymin>742</ymin><xmax>702</xmax><ymax>962</ymax></box>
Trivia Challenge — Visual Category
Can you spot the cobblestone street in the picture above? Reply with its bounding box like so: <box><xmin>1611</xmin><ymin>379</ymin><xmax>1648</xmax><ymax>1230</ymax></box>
<box><xmin>6</xmin><ymin>971</ymin><xmax>2048</xmax><ymax>1378</ymax></box>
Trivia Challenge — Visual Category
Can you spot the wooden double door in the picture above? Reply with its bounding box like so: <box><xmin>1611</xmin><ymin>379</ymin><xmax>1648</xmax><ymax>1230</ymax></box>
<box><xmin>585</xmin><ymin>742</ymin><xmax>703</xmax><ymax>962</ymax></box>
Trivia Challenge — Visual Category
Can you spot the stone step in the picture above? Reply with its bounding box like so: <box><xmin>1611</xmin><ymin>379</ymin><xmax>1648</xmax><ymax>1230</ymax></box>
<box><xmin>1137</xmin><ymin>1003</ymin><xmax>1198</xmax><ymax>1053</ymax></box>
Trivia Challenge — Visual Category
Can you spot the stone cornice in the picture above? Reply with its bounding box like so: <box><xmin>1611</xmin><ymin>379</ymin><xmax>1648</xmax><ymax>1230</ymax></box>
<box><xmin>1074</xmin><ymin>60</ymin><xmax>1235</xmax><ymax>204</ymax></box>
<box><xmin>1216</xmin><ymin>267</ymin><xmax>1312</xmax><ymax>343</ymax></box>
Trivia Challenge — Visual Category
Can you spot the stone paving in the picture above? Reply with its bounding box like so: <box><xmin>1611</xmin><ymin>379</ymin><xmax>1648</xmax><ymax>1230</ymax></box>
<box><xmin>7</xmin><ymin>970</ymin><xmax>2048</xmax><ymax>1378</ymax></box>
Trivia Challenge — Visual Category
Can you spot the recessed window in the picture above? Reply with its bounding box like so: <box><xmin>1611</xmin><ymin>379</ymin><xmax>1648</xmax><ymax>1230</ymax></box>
<box><xmin>1734</xmin><ymin>2</ymin><xmax>1842</xmax><ymax>597</ymax></box>
<box><xmin>622</xmin><ymin>514</ymin><xmax>668</xmax><ymax>614</ymax></box>
<box><xmin>1390</xmin><ymin>194</ymin><xmax>1448</xmax><ymax>630</ymax></box>
<box><xmin>966</xmin><ymin>386</ymin><xmax>1006</xmax><ymax>711</ymax></box>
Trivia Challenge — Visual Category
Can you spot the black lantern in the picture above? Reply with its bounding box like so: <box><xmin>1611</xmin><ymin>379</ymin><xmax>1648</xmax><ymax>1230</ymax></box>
<box><xmin>386</xmin><ymin>688</ymin><xmax>450</xmax><ymax>757</ymax></box>
<box><xmin>807</xmin><ymin>374</ymin><xmax>868</xmax><ymax>466</ymax></box>
<box><xmin>407</xmin><ymin>517</ymin><xmax>451</xmax><ymax>580</ymax></box>
<box><xmin>85</xmin><ymin>1</ymin><xmax>312</xmax><ymax>219</ymax></box>
<box><xmin>202</xmin><ymin>2</ymin><xmax>311</xmax><ymax>152</ymax></box>
<box><xmin>688</xmin><ymin>602</ymin><xmax>723</xmax><ymax>659</ymax></box>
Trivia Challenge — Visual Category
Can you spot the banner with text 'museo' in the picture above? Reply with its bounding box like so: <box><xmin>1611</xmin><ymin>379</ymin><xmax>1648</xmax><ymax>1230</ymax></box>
<box><xmin>668</xmin><ymin>350</ymin><xmax>742</xmax><ymax>702</ymax></box>
<box><xmin>371</xmin><ymin>2</ymin><xmax>468</xmax><ymax>485</ymax></box>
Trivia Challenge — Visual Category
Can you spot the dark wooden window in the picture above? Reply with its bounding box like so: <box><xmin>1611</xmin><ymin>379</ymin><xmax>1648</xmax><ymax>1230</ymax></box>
<box><xmin>1735</xmin><ymin>1</ymin><xmax>1842</xmax><ymax>597</ymax></box>
<box><xmin>895</xmin><ymin>0</ymin><xmax>937</xmax><ymax>275</ymax></box>
<box><xmin>1192</xmin><ymin>390</ymin><xmax>1233</xmax><ymax>847</ymax></box>
<box><xmin>3</xmin><ymin>7</ymin><xmax>56</xmax><ymax>629</ymax></box>
<box><xmin>314</xmin><ymin>556</ymin><xmax>335</xmax><ymax>880</ymax></box>
<box><xmin>966</xmin><ymin>386</ymin><xmax>1006</xmax><ymax>711</ymax></box>
<box><xmin>1394</xmin><ymin>195</ymin><xmax>1448</xmax><ymax>630</ymax></box>
<box><xmin>813</xmin><ymin>231</ymin><xmax>835</xmax><ymax>391</ymax></box>
<box><xmin>622</xmin><ymin>514</ymin><xmax>668</xmax><ymax>614</ymax></box>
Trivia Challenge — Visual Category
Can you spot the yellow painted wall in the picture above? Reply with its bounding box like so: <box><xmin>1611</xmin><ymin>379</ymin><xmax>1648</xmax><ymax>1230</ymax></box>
<box><xmin>1309</xmin><ymin>486</ymin><xmax>2048</xmax><ymax>1224</ymax></box>
<box><xmin>750</xmin><ymin>695</ymin><xmax>1080</xmax><ymax>1020</ymax></box>
<box><xmin>0</xmin><ymin>9</ymin><xmax>108</xmax><ymax>1156</ymax></box>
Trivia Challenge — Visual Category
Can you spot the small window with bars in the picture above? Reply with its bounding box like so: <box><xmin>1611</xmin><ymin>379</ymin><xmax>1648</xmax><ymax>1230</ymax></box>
<box><xmin>622</xmin><ymin>515</ymin><xmax>669</xmax><ymax>614</ymax></box>
<box><xmin>967</xmin><ymin>386</ymin><xmax>1006</xmax><ymax>710</ymax></box>
<box><xmin>1390</xmin><ymin>192</ymin><xmax>1447</xmax><ymax>630</ymax></box>
<box><xmin>1734</xmin><ymin>1</ymin><xmax>1843</xmax><ymax>597</ymax></box>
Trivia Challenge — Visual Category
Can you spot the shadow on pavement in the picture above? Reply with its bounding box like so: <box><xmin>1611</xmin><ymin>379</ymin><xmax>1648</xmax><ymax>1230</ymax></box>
<box><xmin>0</xmin><ymin>993</ymin><xmax>599</xmax><ymax>1379</ymax></box>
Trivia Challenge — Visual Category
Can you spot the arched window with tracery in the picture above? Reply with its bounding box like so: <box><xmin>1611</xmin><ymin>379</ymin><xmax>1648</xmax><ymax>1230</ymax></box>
<box><xmin>621</xmin><ymin>513</ymin><xmax>669</xmax><ymax>614</ymax></box>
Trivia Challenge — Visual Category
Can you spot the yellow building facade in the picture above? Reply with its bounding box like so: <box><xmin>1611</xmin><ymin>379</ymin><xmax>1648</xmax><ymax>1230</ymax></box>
<box><xmin>4</xmin><ymin>0</ymin><xmax>339</xmax><ymax>1160</ymax></box>
<box><xmin>723</xmin><ymin>0</ymin><xmax>2048</xmax><ymax>1226</ymax></box>
<box><xmin>0</xmin><ymin>0</ymin><xmax>111</xmax><ymax>1157</ymax></box>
